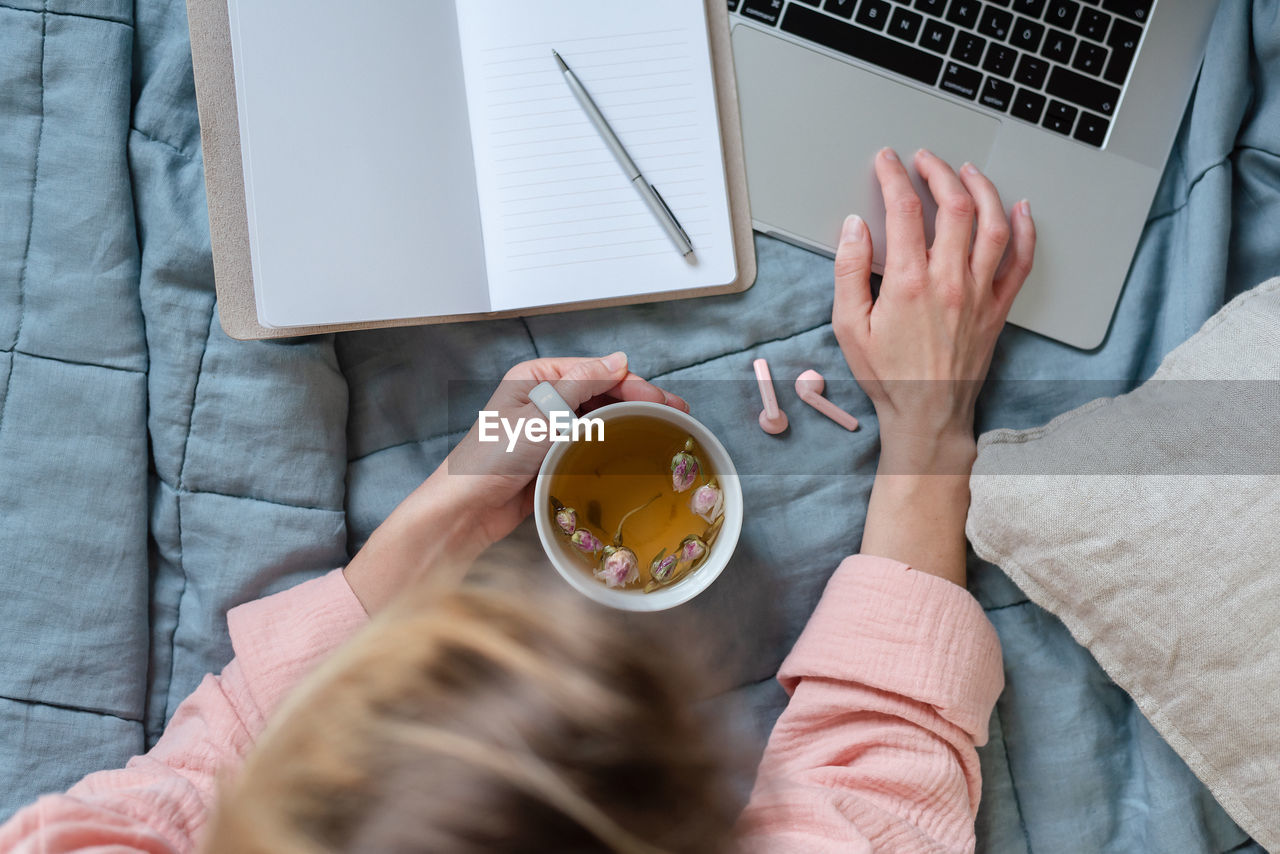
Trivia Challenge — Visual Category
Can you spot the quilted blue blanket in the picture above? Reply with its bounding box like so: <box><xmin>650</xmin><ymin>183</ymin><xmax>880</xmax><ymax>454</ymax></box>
<box><xmin>1</xmin><ymin>1</ymin><xmax>1276</xmax><ymax>850</ymax></box>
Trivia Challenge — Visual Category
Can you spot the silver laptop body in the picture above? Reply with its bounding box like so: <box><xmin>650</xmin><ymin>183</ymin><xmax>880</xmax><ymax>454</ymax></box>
<box><xmin>730</xmin><ymin>0</ymin><xmax>1218</xmax><ymax>349</ymax></box>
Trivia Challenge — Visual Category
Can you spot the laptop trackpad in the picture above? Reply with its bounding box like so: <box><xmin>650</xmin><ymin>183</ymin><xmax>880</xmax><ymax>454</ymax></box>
<box><xmin>732</xmin><ymin>23</ymin><xmax>1001</xmax><ymax>262</ymax></box>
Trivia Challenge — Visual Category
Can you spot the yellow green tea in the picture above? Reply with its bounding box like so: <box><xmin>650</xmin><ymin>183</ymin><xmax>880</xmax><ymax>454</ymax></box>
<box><xmin>548</xmin><ymin>416</ymin><xmax>722</xmax><ymax>592</ymax></box>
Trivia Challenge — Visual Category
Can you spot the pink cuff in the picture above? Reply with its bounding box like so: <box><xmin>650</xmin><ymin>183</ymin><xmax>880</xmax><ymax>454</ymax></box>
<box><xmin>225</xmin><ymin>568</ymin><xmax>370</xmax><ymax>728</ymax></box>
<box><xmin>779</xmin><ymin>555</ymin><xmax>1004</xmax><ymax>743</ymax></box>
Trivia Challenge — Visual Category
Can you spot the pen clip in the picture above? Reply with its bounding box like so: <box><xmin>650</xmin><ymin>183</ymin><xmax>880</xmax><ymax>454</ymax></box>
<box><xmin>650</xmin><ymin>184</ymin><xmax>692</xmax><ymax>247</ymax></box>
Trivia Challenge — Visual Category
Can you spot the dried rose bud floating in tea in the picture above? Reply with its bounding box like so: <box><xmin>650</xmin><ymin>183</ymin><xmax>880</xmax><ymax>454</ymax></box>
<box><xmin>670</xmin><ymin>438</ymin><xmax>700</xmax><ymax>493</ymax></box>
<box><xmin>649</xmin><ymin>551</ymin><xmax>678</xmax><ymax>584</ymax></box>
<box><xmin>597</xmin><ymin>546</ymin><xmax>639</xmax><ymax>588</ymax></box>
<box><xmin>548</xmin><ymin>417</ymin><xmax>726</xmax><ymax>593</ymax></box>
<box><xmin>570</xmin><ymin>528</ymin><xmax>603</xmax><ymax>555</ymax></box>
<box><xmin>690</xmin><ymin>481</ymin><xmax>722</xmax><ymax>523</ymax></box>
<box><xmin>554</xmin><ymin>506</ymin><xmax>576</xmax><ymax>536</ymax></box>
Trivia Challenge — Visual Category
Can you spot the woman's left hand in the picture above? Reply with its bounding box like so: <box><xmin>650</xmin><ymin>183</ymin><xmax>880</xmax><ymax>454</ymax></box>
<box><xmin>344</xmin><ymin>352</ymin><xmax>686</xmax><ymax>613</ymax></box>
<box><xmin>443</xmin><ymin>352</ymin><xmax>687</xmax><ymax>547</ymax></box>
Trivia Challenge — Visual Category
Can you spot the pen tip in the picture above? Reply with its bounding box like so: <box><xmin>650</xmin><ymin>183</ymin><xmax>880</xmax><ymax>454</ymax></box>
<box><xmin>551</xmin><ymin>49</ymin><xmax>567</xmax><ymax>71</ymax></box>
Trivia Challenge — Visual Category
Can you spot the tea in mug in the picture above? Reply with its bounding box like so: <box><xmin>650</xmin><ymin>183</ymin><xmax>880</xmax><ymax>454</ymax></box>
<box><xmin>547</xmin><ymin>416</ymin><xmax>724</xmax><ymax>592</ymax></box>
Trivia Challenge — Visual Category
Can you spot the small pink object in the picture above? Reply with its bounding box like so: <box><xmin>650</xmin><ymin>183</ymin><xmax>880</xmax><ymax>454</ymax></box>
<box><xmin>795</xmin><ymin>369</ymin><xmax>859</xmax><ymax>432</ymax></box>
<box><xmin>753</xmin><ymin>358</ymin><xmax>789</xmax><ymax>435</ymax></box>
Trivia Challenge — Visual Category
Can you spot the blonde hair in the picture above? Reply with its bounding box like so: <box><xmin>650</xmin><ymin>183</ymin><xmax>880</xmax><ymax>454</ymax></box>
<box><xmin>203</xmin><ymin>579</ymin><xmax>737</xmax><ymax>854</ymax></box>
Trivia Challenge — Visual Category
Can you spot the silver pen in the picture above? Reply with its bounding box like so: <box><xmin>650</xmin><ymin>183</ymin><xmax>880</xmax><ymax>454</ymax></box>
<box><xmin>552</xmin><ymin>49</ymin><xmax>695</xmax><ymax>260</ymax></box>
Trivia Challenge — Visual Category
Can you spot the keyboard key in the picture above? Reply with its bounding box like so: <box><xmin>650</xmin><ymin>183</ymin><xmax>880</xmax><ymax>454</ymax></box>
<box><xmin>1046</xmin><ymin>64</ymin><xmax>1121</xmax><ymax>113</ymax></box>
<box><xmin>1101</xmin><ymin>0</ymin><xmax>1152</xmax><ymax>22</ymax></box>
<box><xmin>794</xmin><ymin>0</ymin><xmax>822</xmax><ymax>4</ymax></box>
<box><xmin>890</xmin><ymin>7</ymin><xmax>925</xmax><ymax>41</ymax></box>
<box><xmin>728</xmin><ymin>0</ymin><xmax>741</xmax><ymax>12</ymax></box>
<box><xmin>1011</xmin><ymin>88</ymin><xmax>1047</xmax><ymax>122</ymax></box>
<box><xmin>1072</xmin><ymin>40</ymin><xmax>1108</xmax><ymax>75</ymax></box>
<box><xmin>1014</xmin><ymin>54</ymin><xmax>1049</xmax><ymax>88</ymax></box>
<box><xmin>978</xmin><ymin>7</ymin><xmax>1014</xmax><ymax>40</ymax></box>
<box><xmin>951</xmin><ymin>32</ymin><xmax>986</xmax><ymax>65</ymax></box>
<box><xmin>980</xmin><ymin>76</ymin><xmax>1015</xmax><ymax>110</ymax></box>
<box><xmin>920</xmin><ymin>19</ymin><xmax>956</xmax><ymax>53</ymax></box>
<box><xmin>1042</xmin><ymin>28</ymin><xmax>1076</xmax><ymax>62</ymax></box>
<box><xmin>988</xmin><ymin>0</ymin><xmax>1012</xmax><ymax>6</ymax></box>
<box><xmin>1076</xmin><ymin>8</ymin><xmax>1111</xmax><ymax>41</ymax></box>
<box><xmin>921</xmin><ymin>19</ymin><xmax>962</xmax><ymax>52</ymax></box>
<box><xmin>940</xmin><ymin>61</ymin><xmax>983</xmax><ymax>99</ymax></box>
<box><xmin>824</xmin><ymin>0</ymin><xmax>857</xmax><ymax>19</ymax></box>
<box><xmin>780</xmin><ymin>4</ymin><xmax>944</xmax><ymax>84</ymax></box>
<box><xmin>1010</xmin><ymin>17</ymin><xmax>1045</xmax><ymax>51</ymax></box>
<box><xmin>855</xmin><ymin>0</ymin><xmax>891</xmax><ymax>29</ymax></box>
<box><xmin>983</xmin><ymin>44</ymin><xmax>1019</xmax><ymax>77</ymax></box>
<box><xmin>742</xmin><ymin>0</ymin><xmax>786</xmax><ymax>23</ymax></box>
<box><xmin>915</xmin><ymin>0</ymin><xmax>948</xmax><ymax>15</ymax></box>
<box><xmin>1046</xmin><ymin>0</ymin><xmax>1080</xmax><ymax>29</ymax></box>
<box><xmin>1074</xmin><ymin>111</ymin><xmax>1109</xmax><ymax>145</ymax></box>
<box><xmin>945</xmin><ymin>0</ymin><xmax>981</xmax><ymax>28</ymax></box>
<box><xmin>1043</xmin><ymin>99</ymin><xmax>1078</xmax><ymax>134</ymax></box>
<box><xmin>1012</xmin><ymin>0</ymin><xmax>1047</xmax><ymax>17</ymax></box>
<box><xmin>1104</xmin><ymin>18</ymin><xmax>1141</xmax><ymax>83</ymax></box>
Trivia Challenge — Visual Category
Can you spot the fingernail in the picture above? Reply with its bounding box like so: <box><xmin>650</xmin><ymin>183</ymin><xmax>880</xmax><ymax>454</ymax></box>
<box><xmin>666</xmin><ymin>391</ymin><xmax>689</xmax><ymax>411</ymax></box>
<box><xmin>915</xmin><ymin>148</ymin><xmax>930</xmax><ymax>160</ymax></box>
<box><xmin>841</xmin><ymin>214</ymin><xmax>865</xmax><ymax>243</ymax></box>
<box><xmin>1019</xmin><ymin>199</ymin><xmax>1031</xmax><ymax>217</ymax></box>
<box><xmin>961</xmin><ymin>162</ymin><xmax>978</xmax><ymax>176</ymax></box>
<box><xmin>881</xmin><ymin>148</ymin><xmax>898</xmax><ymax>162</ymax></box>
<box><xmin>602</xmin><ymin>351</ymin><xmax>627</xmax><ymax>371</ymax></box>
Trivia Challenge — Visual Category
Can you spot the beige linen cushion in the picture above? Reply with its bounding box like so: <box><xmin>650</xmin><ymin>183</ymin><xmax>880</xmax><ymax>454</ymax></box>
<box><xmin>967</xmin><ymin>276</ymin><xmax>1280</xmax><ymax>852</ymax></box>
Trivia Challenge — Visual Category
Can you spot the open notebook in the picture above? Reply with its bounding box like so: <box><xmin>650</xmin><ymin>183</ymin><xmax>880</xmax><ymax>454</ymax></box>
<box><xmin>189</xmin><ymin>0</ymin><xmax>754</xmax><ymax>339</ymax></box>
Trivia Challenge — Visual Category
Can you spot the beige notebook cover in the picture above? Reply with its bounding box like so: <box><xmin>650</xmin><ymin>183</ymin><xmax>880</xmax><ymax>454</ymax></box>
<box><xmin>187</xmin><ymin>0</ymin><xmax>756</xmax><ymax>340</ymax></box>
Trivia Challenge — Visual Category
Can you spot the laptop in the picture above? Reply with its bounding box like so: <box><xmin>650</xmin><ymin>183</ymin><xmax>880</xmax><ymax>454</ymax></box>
<box><xmin>728</xmin><ymin>0</ymin><xmax>1218</xmax><ymax>349</ymax></box>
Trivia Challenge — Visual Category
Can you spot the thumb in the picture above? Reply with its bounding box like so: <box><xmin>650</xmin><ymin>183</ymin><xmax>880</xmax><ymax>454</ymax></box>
<box><xmin>833</xmin><ymin>214</ymin><xmax>874</xmax><ymax>333</ymax></box>
<box><xmin>552</xmin><ymin>351</ymin><xmax>629</xmax><ymax>410</ymax></box>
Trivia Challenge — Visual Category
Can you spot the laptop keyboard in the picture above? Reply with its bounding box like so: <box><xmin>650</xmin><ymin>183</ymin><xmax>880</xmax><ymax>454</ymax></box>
<box><xmin>729</xmin><ymin>0</ymin><xmax>1153</xmax><ymax>148</ymax></box>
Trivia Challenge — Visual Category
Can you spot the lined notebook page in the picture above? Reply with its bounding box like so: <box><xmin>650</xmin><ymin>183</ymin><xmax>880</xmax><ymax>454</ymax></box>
<box><xmin>455</xmin><ymin>1</ymin><xmax>737</xmax><ymax>312</ymax></box>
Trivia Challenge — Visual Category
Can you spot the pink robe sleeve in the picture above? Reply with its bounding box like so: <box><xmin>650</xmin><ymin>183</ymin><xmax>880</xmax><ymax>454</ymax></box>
<box><xmin>737</xmin><ymin>555</ymin><xmax>1005</xmax><ymax>854</ymax></box>
<box><xmin>0</xmin><ymin>569</ymin><xmax>369</xmax><ymax>854</ymax></box>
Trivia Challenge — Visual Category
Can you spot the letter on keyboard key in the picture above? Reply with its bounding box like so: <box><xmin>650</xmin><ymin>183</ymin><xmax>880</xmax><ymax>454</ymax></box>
<box><xmin>941</xmin><ymin>62</ymin><xmax>983</xmax><ymax>100</ymax></box>
<box><xmin>1046</xmin><ymin>65</ymin><xmax>1121</xmax><ymax>114</ymax></box>
<box><xmin>920</xmin><ymin>20</ymin><xmax>956</xmax><ymax>54</ymax></box>
<box><xmin>889</xmin><ymin>7</ymin><xmax>924</xmax><ymax>42</ymax></box>
<box><xmin>978</xmin><ymin>7</ymin><xmax>1013</xmax><ymax>41</ymax></box>
<box><xmin>855</xmin><ymin>0</ymin><xmax>891</xmax><ymax>29</ymax></box>
<box><xmin>945</xmin><ymin>0</ymin><xmax>980</xmax><ymax>28</ymax></box>
<box><xmin>1010</xmin><ymin>17</ymin><xmax>1045</xmax><ymax>52</ymax></box>
<box><xmin>780</xmin><ymin>4</ymin><xmax>943</xmax><ymax>85</ymax></box>
<box><xmin>1046</xmin><ymin>0</ymin><xmax>1080</xmax><ymax>30</ymax></box>
<box><xmin>823</xmin><ymin>0</ymin><xmax>857</xmax><ymax>19</ymax></box>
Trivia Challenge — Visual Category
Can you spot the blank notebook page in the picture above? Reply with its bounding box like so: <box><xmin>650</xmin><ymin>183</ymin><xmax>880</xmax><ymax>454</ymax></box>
<box><xmin>455</xmin><ymin>0</ymin><xmax>737</xmax><ymax>312</ymax></box>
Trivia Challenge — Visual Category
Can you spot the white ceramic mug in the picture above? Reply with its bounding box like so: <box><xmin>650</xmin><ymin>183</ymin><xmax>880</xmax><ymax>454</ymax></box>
<box><xmin>529</xmin><ymin>382</ymin><xmax>742</xmax><ymax>612</ymax></box>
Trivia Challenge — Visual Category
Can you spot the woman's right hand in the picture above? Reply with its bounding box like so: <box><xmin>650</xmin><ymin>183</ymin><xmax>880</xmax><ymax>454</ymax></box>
<box><xmin>832</xmin><ymin>147</ymin><xmax>1035</xmax><ymax>473</ymax></box>
<box><xmin>833</xmin><ymin>148</ymin><xmax>1035</xmax><ymax>586</ymax></box>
